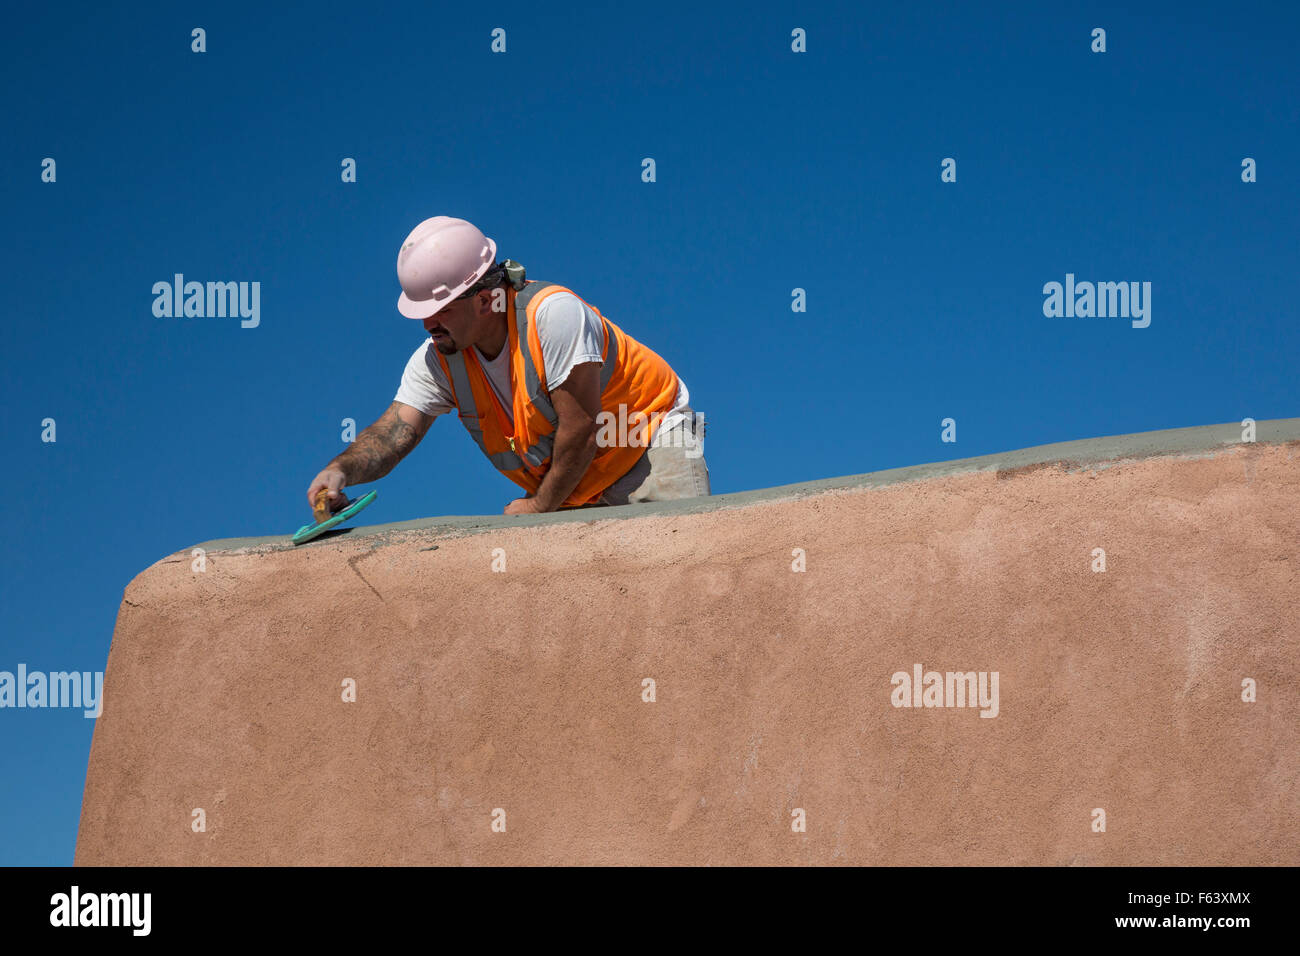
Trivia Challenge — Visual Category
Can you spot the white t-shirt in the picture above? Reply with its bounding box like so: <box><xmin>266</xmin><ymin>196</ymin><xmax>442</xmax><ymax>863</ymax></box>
<box><xmin>394</xmin><ymin>290</ymin><xmax>692</xmax><ymax>445</ymax></box>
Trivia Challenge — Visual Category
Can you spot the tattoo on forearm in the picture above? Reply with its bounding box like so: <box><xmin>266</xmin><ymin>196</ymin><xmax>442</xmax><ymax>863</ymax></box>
<box><xmin>330</xmin><ymin>404</ymin><xmax>420</xmax><ymax>483</ymax></box>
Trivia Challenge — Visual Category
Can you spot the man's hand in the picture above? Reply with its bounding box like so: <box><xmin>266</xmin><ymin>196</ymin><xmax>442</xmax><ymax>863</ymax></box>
<box><xmin>504</xmin><ymin>496</ymin><xmax>544</xmax><ymax>515</ymax></box>
<box><xmin>307</xmin><ymin>467</ymin><xmax>349</xmax><ymax>515</ymax></box>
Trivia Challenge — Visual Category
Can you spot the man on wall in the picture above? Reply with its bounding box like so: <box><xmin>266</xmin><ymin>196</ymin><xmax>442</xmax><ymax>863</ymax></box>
<box><xmin>307</xmin><ymin>216</ymin><xmax>710</xmax><ymax>515</ymax></box>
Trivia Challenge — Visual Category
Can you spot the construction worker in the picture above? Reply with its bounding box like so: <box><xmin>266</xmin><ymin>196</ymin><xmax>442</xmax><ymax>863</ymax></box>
<box><xmin>307</xmin><ymin>216</ymin><xmax>710</xmax><ymax>516</ymax></box>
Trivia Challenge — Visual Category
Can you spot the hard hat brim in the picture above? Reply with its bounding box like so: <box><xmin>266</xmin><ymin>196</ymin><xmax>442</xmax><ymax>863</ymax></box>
<box><xmin>397</xmin><ymin>291</ymin><xmax>451</xmax><ymax>320</ymax></box>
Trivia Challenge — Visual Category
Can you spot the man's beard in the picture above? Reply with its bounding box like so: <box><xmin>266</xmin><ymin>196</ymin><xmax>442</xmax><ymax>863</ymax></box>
<box><xmin>434</xmin><ymin>338</ymin><xmax>458</xmax><ymax>355</ymax></box>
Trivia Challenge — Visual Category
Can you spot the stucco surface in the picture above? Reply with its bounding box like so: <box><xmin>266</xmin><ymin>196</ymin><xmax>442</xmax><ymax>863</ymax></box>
<box><xmin>76</xmin><ymin>425</ymin><xmax>1299</xmax><ymax>865</ymax></box>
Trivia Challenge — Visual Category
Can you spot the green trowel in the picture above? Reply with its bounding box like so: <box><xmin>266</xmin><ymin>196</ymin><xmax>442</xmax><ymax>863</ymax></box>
<box><xmin>292</xmin><ymin>489</ymin><xmax>378</xmax><ymax>545</ymax></box>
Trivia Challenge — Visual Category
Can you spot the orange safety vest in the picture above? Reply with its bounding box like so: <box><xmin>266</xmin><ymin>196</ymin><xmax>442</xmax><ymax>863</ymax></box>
<box><xmin>434</xmin><ymin>279</ymin><xmax>680</xmax><ymax>507</ymax></box>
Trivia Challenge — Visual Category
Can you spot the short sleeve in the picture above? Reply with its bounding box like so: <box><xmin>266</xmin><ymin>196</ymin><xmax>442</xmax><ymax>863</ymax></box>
<box><xmin>534</xmin><ymin>291</ymin><xmax>606</xmax><ymax>391</ymax></box>
<box><xmin>393</xmin><ymin>341</ymin><xmax>456</xmax><ymax>418</ymax></box>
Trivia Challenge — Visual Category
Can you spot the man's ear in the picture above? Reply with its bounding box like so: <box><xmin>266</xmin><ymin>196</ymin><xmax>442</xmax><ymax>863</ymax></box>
<box><xmin>478</xmin><ymin>287</ymin><xmax>504</xmax><ymax>316</ymax></box>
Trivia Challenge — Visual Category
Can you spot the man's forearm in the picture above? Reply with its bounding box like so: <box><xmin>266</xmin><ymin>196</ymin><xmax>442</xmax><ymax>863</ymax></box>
<box><xmin>533</xmin><ymin>422</ymin><xmax>597</xmax><ymax>510</ymax></box>
<box><xmin>330</xmin><ymin>407</ymin><xmax>420</xmax><ymax>484</ymax></box>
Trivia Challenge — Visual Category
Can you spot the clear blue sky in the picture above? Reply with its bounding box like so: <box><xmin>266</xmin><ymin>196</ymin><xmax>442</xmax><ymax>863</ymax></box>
<box><xmin>1</xmin><ymin>0</ymin><xmax>1295</xmax><ymax>864</ymax></box>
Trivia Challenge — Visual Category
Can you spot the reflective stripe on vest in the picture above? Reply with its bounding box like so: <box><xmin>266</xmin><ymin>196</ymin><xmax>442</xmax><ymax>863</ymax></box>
<box><xmin>443</xmin><ymin>280</ymin><xmax>621</xmax><ymax>472</ymax></box>
<box><xmin>442</xmin><ymin>349</ymin><xmax>526</xmax><ymax>471</ymax></box>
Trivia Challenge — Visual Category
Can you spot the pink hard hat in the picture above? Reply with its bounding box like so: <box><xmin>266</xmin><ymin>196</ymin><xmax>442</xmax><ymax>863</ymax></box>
<box><xmin>396</xmin><ymin>216</ymin><xmax>498</xmax><ymax>319</ymax></box>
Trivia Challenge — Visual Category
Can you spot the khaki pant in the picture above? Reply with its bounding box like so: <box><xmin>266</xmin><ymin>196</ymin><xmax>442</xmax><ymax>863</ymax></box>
<box><xmin>569</xmin><ymin>409</ymin><xmax>711</xmax><ymax>508</ymax></box>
